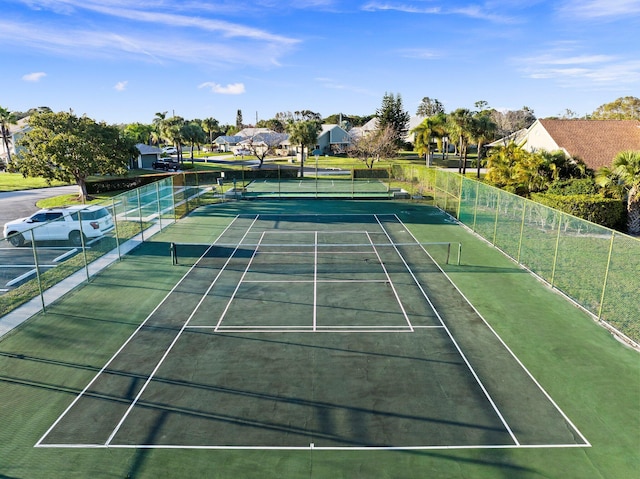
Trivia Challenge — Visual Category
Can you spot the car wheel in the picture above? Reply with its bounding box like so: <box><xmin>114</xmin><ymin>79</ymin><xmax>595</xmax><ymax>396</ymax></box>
<box><xmin>69</xmin><ymin>231</ymin><xmax>86</xmax><ymax>247</ymax></box>
<box><xmin>8</xmin><ymin>233</ymin><xmax>25</xmax><ymax>247</ymax></box>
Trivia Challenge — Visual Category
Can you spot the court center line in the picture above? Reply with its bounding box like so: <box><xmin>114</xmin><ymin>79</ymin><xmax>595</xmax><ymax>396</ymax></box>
<box><xmin>392</xmin><ymin>214</ymin><xmax>591</xmax><ymax>447</ymax></box>
<box><xmin>374</xmin><ymin>214</ymin><xmax>520</xmax><ymax>447</ymax></box>
<box><xmin>103</xmin><ymin>215</ymin><xmax>261</xmax><ymax>447</ymax></box>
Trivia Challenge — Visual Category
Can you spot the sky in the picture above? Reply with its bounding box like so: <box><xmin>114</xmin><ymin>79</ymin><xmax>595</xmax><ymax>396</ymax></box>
<box><xmin>2</xmin><ymin>0</ymin><xmax>639</xmax><ymax>126</ymax></box>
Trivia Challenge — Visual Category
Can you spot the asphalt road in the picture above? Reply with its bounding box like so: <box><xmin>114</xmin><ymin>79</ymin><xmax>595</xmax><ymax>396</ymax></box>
<box><xmin>0</xmin><ymin>185</ymin><xmax>79</xmax><ymax>228</ymax></box>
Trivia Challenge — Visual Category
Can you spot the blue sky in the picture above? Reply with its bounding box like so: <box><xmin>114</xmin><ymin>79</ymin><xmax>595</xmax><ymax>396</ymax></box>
<box><xmin>2</xmin><ymin>0</ymin><xmax>639</xmax><ymax>125</ymax></box>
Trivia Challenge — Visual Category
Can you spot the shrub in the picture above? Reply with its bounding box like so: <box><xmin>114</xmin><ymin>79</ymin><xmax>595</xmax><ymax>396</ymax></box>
<box><xmin>531</xmin><ymin>193</ymin><xmax>626</xmax><ymax>230</ymax></box>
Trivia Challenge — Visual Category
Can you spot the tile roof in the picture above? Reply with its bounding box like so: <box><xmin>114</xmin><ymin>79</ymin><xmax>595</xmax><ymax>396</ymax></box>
<box><xmin>538</xmin><ymin>119</ymin><xmax>640</xmax><ymax>170</ymax></box>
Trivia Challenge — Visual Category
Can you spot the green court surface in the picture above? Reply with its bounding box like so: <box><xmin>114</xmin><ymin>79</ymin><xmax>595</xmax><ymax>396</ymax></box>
<box><xmin>0</xmin><ymin>200</ymin><xmax>638</xmax><ymax>478</ymax></box>
<box><xmin>243</xmin><ymin>177</ymin><xmax>393</xmax><ymax>198</ymax></box>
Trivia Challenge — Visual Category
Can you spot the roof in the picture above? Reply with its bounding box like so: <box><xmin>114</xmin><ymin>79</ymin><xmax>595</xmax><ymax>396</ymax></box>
<box><xmin>535</xmin><ymin>119</ymin><xmax>640</xmax><ymax>170</ymax></box>
<box><xmin>487</xmin><ymin>128</ymin><xmax>529</xmax><ymax>147</ymax></box>
<box><xmin>214</xmin><ymin>135</ymin><xmax>244</xmax><ymax>144</ymax></box>
<box><xmin>135</xmin><ymin>143</ymin><xmax>161</xmax><ymax>154</ymax></box>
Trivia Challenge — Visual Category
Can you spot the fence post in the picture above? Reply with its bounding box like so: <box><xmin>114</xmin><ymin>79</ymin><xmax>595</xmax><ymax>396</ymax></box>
<box><xmin>598</xmin><ymin>232</ymin><xmax>616</xmax><ymax>320</ymax></box>
<box><xmin>550</xmin><ymin>212</ymin><xmax>563</xmax><ymax>287</ymax></box>
<box><xmin>137</xmin><ymin>189</ymin><xmax>144</xmax><ymax>242</ymax></box>
<box><xmin>492</xmin><ymin>190</ymin><xmax>500</xmax><ymax>245</ymax></box>
<box><xmin>78</xmin><ymin>210</ymin><xmax>90</xmax><ymax>282</ymax></box>
<box><xmin>472</xmin><ymin>181</ymin><xmax>480</xmax><ymax>231</ymax></box>
<box><xmin>112</xmin><ymin>197</ymin><xmax>122</xmax><ymax>261</ymax></box>
<box><xmin>155</xmin><ymin>181</ymin><xmax>163</xmax><ymax>232</ymax></box>
<box><xmin>517</xmin><ymin>199</ymin><xmax>527</xmax><ymax>263</ymax></box>
<box><xmin>31</xmin><ymin>240</ymin><xmax>45</xmax><ymax>313</ymax></box>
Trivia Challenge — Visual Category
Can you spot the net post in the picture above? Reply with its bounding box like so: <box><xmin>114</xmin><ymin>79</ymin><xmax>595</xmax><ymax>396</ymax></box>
<box><xmin>446</xmin><ymin>242</ymin><xmax>451</xmax><ymax>264</ymax></box>
<box><xmin>170</xmin><ymin>242</ymin><xmax>178</xmax><ymax>265</ymax></box>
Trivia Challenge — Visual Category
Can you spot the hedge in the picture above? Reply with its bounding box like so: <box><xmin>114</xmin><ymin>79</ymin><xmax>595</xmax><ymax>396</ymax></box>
<box><xmin>530</xmin><ymin>193</ymin><xmax>626</xmax><ymax>230</ymax></box>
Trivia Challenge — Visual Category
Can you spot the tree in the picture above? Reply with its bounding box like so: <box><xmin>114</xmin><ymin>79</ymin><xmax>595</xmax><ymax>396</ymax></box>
<box><xmin>14</xmin><ymin>111</ymin><xmax>136</xmax><ymax>201</ymax></box>
<box><xmin>181</xmin><ymin>122</ymin><xmax>206</xmax><ymax>163</ymax></box>
<box><xmin>470</xmin><ymin>113</ymin><xmax>497</xmax><ymax>178</ymax></box>
<box><xmin>448</xmin><ymin>108</ymin><xmax>474</xmax><ymax>174</ymax></box>
<box><xmin>412</xmin><ymin>115</ymin><xmax>447</xmax><ymax>165</ymax></box>
<box><xmin>123</xmin><ymin>122</ymin><xmax>153</xmax><ymax>145</ymax></box>
<box><xmin>162</xmin><ymin>116</ymin><xmax>186</xmax><ymax>162</ymax></box>
<box><xmin>201</xmin><ymin>117</ymin><xmax>221</xmax><ymax>146</ymax></box>
<box><xmin>490</xmin><ymin>107</ymin><xmax>536</xmax><ymax>139</ymax></box>
<box><xmin>376</xmin><ymin>92</ymin><xmax>410</xmax><ymax>148</ymax></box>
<box><xmin>236</xmin><ymin>109</ymin><xmax>244</xmax><ymax>129</ymax></box>
<box><xmin>245</xmin><ymin>132</ymin><xmax>289</xmax><ymax>168</ymax></box>
<box><xmin>151</xmin><ymin>111</ymin><xmax>167</xmax><ymax>146</ymax></box>
<box><xmin>596</xmin><ymin>150</ymin><xmax>640</xmax><ymax>234</ymax></box>
<box><xmin>591</xmin><ymin>96</ymin><xmax>640</xmax><ymax>120</ymax></box>
<box><xmin>347</xmin><ymin>125</ymin><xmax>398</xmax><ymax>169</ymax></box>
<box><xmin>485</xmin><ymin>144</ymin><xmax>545</xmax><ymax>195</ymax></box>
<box><xmin>416</xmin><ymin>97</ymin><xmax>445</xmax><ymax>117</ymax></box>
<box><xmin>0</xmin><ymin>106</ymin><xmax>18</xmax><ymax>164</ymax></box>
<box><xmin>286</xmin><ymin>119</ymin><xmax>322</xmax><ymax>178</ymax></box>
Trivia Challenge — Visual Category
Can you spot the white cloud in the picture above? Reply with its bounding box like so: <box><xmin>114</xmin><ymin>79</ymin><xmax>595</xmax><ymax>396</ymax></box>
<box><xmin>114</xmin><ymin>81</ymin><xmax>128</xmax><ymax>91</ymax></box>
<box><xmin>22</xmin><ymin>71</ymin><xmax>47</xmax><ymax>82</ymax></box>
<box><xmin>516</xmin><ymin>45</ymin><xmax>640</xmax><ymax>88</ymax></box>
<box><xmin>198</xmin><ymin>82</ymin><xmax>246</xmax><ymax>95</ymax></box>
<box><xmin>361</xmin><ymin>1</ymin><xmax>517</xmax><ymax>23</ymax></box>
<box><xmin>559</xmin><ymin>0</ymin><xmax>640</xmax><ymax>19</ymax></box>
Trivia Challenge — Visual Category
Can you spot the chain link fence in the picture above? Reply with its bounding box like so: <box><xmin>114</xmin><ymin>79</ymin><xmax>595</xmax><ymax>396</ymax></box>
<box><xmin>402</xmin><ymin>165</ymin><xmax>639</xmax><ymax>347</ymax></box>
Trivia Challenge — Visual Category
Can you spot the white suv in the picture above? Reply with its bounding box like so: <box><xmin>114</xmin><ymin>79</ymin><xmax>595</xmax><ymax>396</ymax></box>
<box><xmin>3</xmin><ymin>205</ymin><xmax>114</xmax><ymax>247</ymax></box>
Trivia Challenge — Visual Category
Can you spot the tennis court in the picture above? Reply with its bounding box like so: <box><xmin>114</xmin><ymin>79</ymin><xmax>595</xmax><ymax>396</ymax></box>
<box><xmin>36</xmin><ymin>212</ymin><xmax>587</xmax><ymax>450</ymax></box>
<box><xmin>243</xmin><ymin>177</ymin><xmax>395</xmax><ymax>198</ymax></box>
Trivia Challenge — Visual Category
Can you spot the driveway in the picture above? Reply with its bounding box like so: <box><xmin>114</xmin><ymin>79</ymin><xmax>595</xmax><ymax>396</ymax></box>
<box><xmin>0</xmin><ymin>185</ymin><xmax>79</xmax><ymax>227</ymax></box>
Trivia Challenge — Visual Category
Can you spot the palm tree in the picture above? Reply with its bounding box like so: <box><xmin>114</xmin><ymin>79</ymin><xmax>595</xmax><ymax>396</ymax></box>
<box><xmin>151</xmin><ymin>111</ymin><xmax>167</xmax><ymax>146</ymax></box>
<box><xmin>596</xmin><ymin>150</ymin><xmax>640</xmax><ymax>234</ymax></box>
<box><xmin>0</xmin><ymin>106</ymin><xmax>18</xmax><ymax>164</ymax></box>
<box><xmin>448</xmin><ymin>108</ymin><xmax>473</xmax><ymax>174</ymax></box>
<box><xmin>470</xmin><ymin>114</ymin><xmax>497</xmax><ymax>178</ymax></box>
<box><xmin>286</xmin><ymin>120</ymin><xmax>322</xmax><ymax>178</ymax></box>
<box><xmin>412</xmin><ymin>117</ymin><xmax>436</xmax><ymax>165</ymax></box>
<box><xmin>201</xmin><ymin>117</ymin><xmax>220</xmax><ymax>147</ymax></box>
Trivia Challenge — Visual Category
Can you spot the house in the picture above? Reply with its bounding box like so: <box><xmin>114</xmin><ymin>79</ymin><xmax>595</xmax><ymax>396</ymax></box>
<box><xmin>133</xmin><ymin>143</ymin><xmax>162</xmax><ymax>169</ymax></box>
<box><xmin>0</xmin><ymin>117</ymin><xmax>31</xmax><ymax>161</ymax></box>
<box><xmin>313</xmin><ymin>124</ymin><xmax>350</xmax><ymax>155</ymax></box>
<box><xmin>518</xmin><ymin>119</ymin><xmax>640</xmax><ymax>171</ymax></box>
<box><xmin>214</xmin><ymin>135</ymin><xmax>244</xmax><ymax>152</ymax></box>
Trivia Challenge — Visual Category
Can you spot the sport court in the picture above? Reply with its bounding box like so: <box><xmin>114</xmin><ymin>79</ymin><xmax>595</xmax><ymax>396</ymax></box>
<box><xmin>37</xmin><ymin>212</ymin><xmax>588</xmax><ymax>450</ymax></box>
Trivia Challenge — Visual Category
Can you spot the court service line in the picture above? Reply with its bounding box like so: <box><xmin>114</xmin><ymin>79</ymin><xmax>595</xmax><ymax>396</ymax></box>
<box><xmin>214</xmin><ymin>230</ymin><xmax>266</xmax><ymax>332</ymax></box>
<box><xmin>374</xmin><ymin>214</ymin><xmax>520</xmax><ymax>447</ymax></box>
<box><xmin>36</xmin><ymin>214</ymin><xmax>248</xmax><ymax>447</ymax></box>
<box><xmin>392</xmin><ymin>214</ymin><xmax>591</xmax><ymax>447</ymax></box>
<box><xmin>365</xmin><ymin>231</ymin><xmax>414</xmax><ymax>332</ymax></box>
<box><xmin>104</xmin><ymin>215</ymin><xmax>262</xmax><ymax>447</ymax></box>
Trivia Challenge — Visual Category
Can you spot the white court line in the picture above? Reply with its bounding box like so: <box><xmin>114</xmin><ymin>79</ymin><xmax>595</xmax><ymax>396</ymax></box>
<box><xmin>313</xmin><ymin>231</ymin><xmax>318</xmax><ymax>332</ymax></box>
<box><xmin>105</xmin><ymin>215</ymin><xmax>262</xmax><ymax>446</ymax></box>
<box><xmin>36</xmin><ymin>443</ymin><xmax>590</xmax><ymax>450</ymax></box>
<box><xmin>214</xmin><ymin>231</ymin><xmax>265</xmax><ymax>331</ymax></box>
<box><xmin>391</xmin><ymin>214</ymin><xmax>591</xmax><ymax>447</ymax></box>
<box><xmin>365</xmin><ymin>231</ymin><xmax>414</xmax><ymax>332</ymax></box>
<box><xmin>374</xmin><ymin>214</ymin><xmax>520</xmax><ymax>447</ymax></box>
<box><xmin>36</xmin><ymin>214</ymin><xmax>246</xmax><ymax>447</ymax></box>
<box><xmin>243</xmin><ymin>279</ymin><xmax>387</xmax><ymax>283</ymax></box>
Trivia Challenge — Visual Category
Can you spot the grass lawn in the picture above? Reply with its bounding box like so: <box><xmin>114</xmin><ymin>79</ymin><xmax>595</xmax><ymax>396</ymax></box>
<box><xmin>0</xmin><ymin>172</ymin><xmax>71</xmax><ymax>191</ymax></box>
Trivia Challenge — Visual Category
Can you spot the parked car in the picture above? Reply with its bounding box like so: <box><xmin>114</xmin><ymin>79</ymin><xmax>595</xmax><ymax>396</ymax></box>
<box><xmin>162</xmin><ymin>146</ymin><xmax>178</xmax><ymax>154</ymax></box>
<box><xmin>152</xmin><ymin>158</ymin><xmax>180</xmax><ymax>171</ymax></box>
<box><xmin>3</xmin><ymin>205</ymin><xmax>114</xmax><ymax>247</ymax></box>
